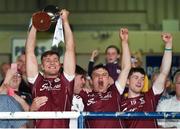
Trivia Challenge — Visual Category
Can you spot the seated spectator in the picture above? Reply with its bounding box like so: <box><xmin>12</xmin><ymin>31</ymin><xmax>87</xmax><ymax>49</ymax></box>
<box><xmin>156</xmin><ymin>70</ymin><xmax>180</xmax><ymax>128</ymax></box>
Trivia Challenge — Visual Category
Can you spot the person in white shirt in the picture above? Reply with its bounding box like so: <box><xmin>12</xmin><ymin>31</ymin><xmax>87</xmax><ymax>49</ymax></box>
<box><xmin>157</xmin><ymin>70</ymin><xmax>180</xmax><ymax>128</ymax></box>
<box><xmin>70</xmin><ymin>65</ymin><xmax>90</xmax><ymax>129</ymax></box>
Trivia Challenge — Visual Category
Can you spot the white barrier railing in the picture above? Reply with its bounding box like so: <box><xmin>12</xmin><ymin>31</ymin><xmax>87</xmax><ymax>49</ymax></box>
<box><xmin>1</xmin><ymin>111</ymin><xmax>180</xmax><ymax>128</ymax></box>
<box><xmin>0</xmin><ymin>111</ymin><xmax>80</xmax><ymax>119</ymax></box>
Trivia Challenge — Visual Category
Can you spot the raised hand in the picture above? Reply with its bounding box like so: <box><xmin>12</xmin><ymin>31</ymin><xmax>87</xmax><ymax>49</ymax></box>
<box><xmin>59</xmin><ymin>9</ymin><xmax>69</xmax><ymax>23</ymax></box>
<box><xmin>90</xmin><ymin>49</ymin><xmax>99</xmax><ymax>61</ymax></box>
<box><xmin>3</xmin><ymin>68</ymin><xmax>17</xmax><ymax>86</ymax></box>
<box><xmin>119</xmin><ymin>28</ymin><xmax>128</xmax><ymax>43</ymax></box>
<box><xmin>161</xmin><ymin>33</ymin><xmax>173</xmax><ymax>44</ymax></box>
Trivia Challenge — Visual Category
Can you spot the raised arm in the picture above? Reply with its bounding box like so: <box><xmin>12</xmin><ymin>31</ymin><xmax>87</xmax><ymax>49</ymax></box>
<box><xmin>153</xmin><ymin>33</ymin><xmax>173</xmax><ymax>94</ymax></box>
<box><xmin>88</xmin><ymin>49</ymin><xmax>99</xmax><ymax>77</ymax></box>
<box><xmin>25</xmin><ymin>26</ymin><xmax>39</xmax><ymax>78</ymax></box>
<box><xmin>60</xmin><ymin>9</ymin><xmax>75</xmax><ymax>76</ymax></box>
<box><xmin>0</xmin><ymin>68</ymin><xmax>15</xmax><ymax>93</ymax></box>
<box><xmin>116</xmin><ymin>28</ymin><xmax>131</xmax><ymax>94</ymax></box>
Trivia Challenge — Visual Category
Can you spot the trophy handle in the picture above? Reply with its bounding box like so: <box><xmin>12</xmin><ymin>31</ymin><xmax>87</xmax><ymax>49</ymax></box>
<box><xmin>43</xmin><ymin>5</ymin><xmax>60</xmax><ymax>23</ymax></box>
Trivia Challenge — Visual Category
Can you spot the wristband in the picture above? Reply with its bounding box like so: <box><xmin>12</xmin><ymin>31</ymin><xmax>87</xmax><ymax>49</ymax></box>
<box><xmin>165</xmin><ymin>48</ymin><xmax>172</xmax><ymax>51</ymax></box>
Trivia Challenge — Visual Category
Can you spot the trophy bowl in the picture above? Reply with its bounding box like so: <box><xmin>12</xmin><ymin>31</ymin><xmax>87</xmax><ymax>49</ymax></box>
<box><xmin>32</xmin><ymin>11</ymin><xmax>51</xmax><ymax>31</ymax></box>
<box><xmin>32</xmin><ymin>5</ymin><xmax>60</xmax><ymax>31</ymax></box>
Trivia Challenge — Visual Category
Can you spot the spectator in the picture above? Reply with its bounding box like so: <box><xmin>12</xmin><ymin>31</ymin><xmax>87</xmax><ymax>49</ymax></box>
<box><xmin>1</xmin><ymin>67</ymin><xmax>30</xmax><ymax>111</ymax></box>
<box><xmin>0</xmin><ymin>67</ymin><xmax>29</xmax><ymax>128</ymax></box>
<box><xmin>88</xmin><ymin>45</ymin><xmax>121</xmax><ymax>81</ymax></box>
<box><xmin>16</xmin><ymin>52</ymin><xmax>32</xmax><ymax>95</ymax></box>
<box><xmin>120</xmin><ymin>32</ymin><xmax>173</xmax><ymax>128</ymax></box>
<box><xmin>25</xmin><ymin>9</ymin><xmax>75</xmax><ymax>128</ymax></box>
<box><xmin>156</xmin><ymin>70</ymin><xmax>180</xmax><ymax>128</ymax></box>
<box><xmin>0</xmin><ymin>95</ymin><xmax>27</xmax><ymax>128</ymax></box>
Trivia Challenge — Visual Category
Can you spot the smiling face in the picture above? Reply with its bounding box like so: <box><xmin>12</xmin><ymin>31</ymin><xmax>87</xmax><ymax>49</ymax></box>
<box><xmin>127</xmin><ymin>67</ymin><xmax>146</xmax><ymax>97</ymax></box>
<box><xmin>41</xmin><ymin>54</ymin><xmax>61</xmax><ymax>78</ymax></box>
<box><xmin>128</xmin><ymin>72</ymin><xmax>145</xmax><ymax>94</ymax></box>
<box><xmin>91</xmin><ymin>68</ymin><xmax>110</xmax><ymax>93</ymax></box>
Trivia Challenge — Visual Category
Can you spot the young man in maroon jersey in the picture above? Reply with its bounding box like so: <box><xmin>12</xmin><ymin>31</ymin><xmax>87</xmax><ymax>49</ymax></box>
<box><xmin>76</xmin><ymin>28</ymin><xmax>131</xmax><ymax>128</ymax></box>
<box><xmin>120</xmin><ymin>33</ymin><xmax>173</xmax><ymax>128</ymax></box>
<box><xmin>25</xmin><ymin>9</ymin><xmax>75</xmax><ymax>128</ymax></box>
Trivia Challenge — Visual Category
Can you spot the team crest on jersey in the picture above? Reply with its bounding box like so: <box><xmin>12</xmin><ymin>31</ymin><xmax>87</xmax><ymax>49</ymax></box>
<box><xmin>54</xmin><ymin>78</ymin><xmax>60</xmax><ymax>82</ymax></box>
<box><xmin>117</xmin><ymin>69</ymin><xmax>121</xmax><ymax>74</ymax></box>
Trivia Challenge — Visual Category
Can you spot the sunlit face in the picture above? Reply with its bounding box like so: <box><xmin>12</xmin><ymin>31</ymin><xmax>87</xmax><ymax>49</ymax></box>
<box><xmin>106</xmin><ymin>48</ymin><xmax>120</xmax><ymax>63</ymax></box>
<box><xmin>41</xmin><ymin>54</ymin><xmax>61</xmax><ymax>77</ymax></box>
<box><xmin>128</xmin><ymin>72</ymin><xmax>145</xmax><ymax>94</ymax></box>
<box><xmin>175</xmin><ymin>75</ymin><xmax>180</xmax><ymax>98</ymax></box>
<box><xmin>74</xmin><ymin>74</ymin><xmax>86</xmax><ymax>92</ymax></box>
<box><xmin>91</xmin><ymin>68</ymin><xmax>110</xmax><ymax>93</ymax></box>
<box><xmin>9</xmin><ymin>73</ymin><xmax>22</xmax><ymax>90</ymax></box>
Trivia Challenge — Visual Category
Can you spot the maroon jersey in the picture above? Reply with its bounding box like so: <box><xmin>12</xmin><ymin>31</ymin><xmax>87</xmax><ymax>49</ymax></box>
<box><xmin>121</xmin><ymin>88</ymin><xmax>161</xmax><ymax>128</ymax></box>
<box><xmin>30</xmin><ymin>73</ymin><xmax>74</xmax><ymax>128</ymax></box>
<box><xmin>79</xmin><ymin>85</ymin><xmax>123</xmax><ymax>128</ymax></box>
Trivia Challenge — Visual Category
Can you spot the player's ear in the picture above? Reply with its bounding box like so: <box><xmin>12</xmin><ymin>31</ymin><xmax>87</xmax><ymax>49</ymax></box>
<box><xmin>108</xmin><ymin>76</ymin><xmax>114</xmax><ymax>86</ymax></box>
<box><xmin>41</xmin><ymin>64</ymin><xmax>44</xmax><ymax>71</ymax></box>
<box><xmin>127</xmin><ymin>78</ymin><xmax>130</xmax><ymax>85</ymax></box>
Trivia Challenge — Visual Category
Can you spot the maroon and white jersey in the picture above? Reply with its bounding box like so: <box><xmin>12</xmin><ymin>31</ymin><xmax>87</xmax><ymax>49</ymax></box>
<box><xmin>121</xmin><ymin>88</ymin><xmax>161</xmax><ymax>128</ymax></box>
<box><xmin>29</xmin><ymin>73</ymin><xmax>74</xmax><ymax>128</ymax></box>
<box><xmin>79</xmin><ymin>85</ymin><xmax>123</xmax><ymax>128</ymax></box>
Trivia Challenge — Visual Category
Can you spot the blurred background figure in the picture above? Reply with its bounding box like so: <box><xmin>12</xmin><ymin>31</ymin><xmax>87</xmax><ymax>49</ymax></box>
<box><xmin>0</xmin><ymin>62</ymin><xmax>10</xmax><ymax>84</ymax></box>
<box><xmin>151</xmin><ymin>70</ymin><xmax>174</xmax><ymax>102</ymax></box>
<box><xmin>0</xmin><ymin>95</ymin><xmax>27</xmax><ymax>128</ymax></box>
<box><xmin>16</xmin><ymin>52</ymin><xmax>32</xmax><ymax>95</ymax></box>
<box><xmin>157</xmin><ymin>69</ymin><xmax>180</xmax><ymax>128</ymax></box>
<box><xmin>88</xmin><ymin>45</ymin><xmax>121</xmax><ymax>82</ymax></box>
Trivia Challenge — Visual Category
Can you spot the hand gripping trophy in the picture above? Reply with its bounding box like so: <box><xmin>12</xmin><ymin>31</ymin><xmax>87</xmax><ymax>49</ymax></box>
<box><xmin>31</xmin><ymin>5</ymin><xmax>64</xmax><ymax>47</ymax></box>
<box><xmin>32</xmin><ymin>5</ymin><xmax>60</xmax><ymax>31</ymax></box>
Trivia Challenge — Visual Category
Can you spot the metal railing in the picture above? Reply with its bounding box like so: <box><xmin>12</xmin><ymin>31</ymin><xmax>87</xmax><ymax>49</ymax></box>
<box><xmin>0</xmin><ymin>111</ymin><xmax>180</xmax><ymax>128</ymax></box>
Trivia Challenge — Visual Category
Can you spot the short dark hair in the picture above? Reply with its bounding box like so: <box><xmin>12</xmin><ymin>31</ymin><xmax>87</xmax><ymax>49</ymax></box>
<box><xmin>128</xmin><ymin>67</ymin><xmax>146</xmax><ymax>78</ymax></box>
<box><xmin>91</xmin><ymin>64</ymin><xmax>109</xmax><ymax>77</ymax></box>
<box><xmin>76</xmin><ymin>65</ymin><xmax>87</xmax><ymax>76</ymax></box>
<box><xmin>41</xmin><ymin>50</ymin><xmax>60</xmax><ymax>61</ymax></box>
<box><xmin>105</xmin><ymin>45</ymin><xmax>120</xmax><ymax>54</ymax></box>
